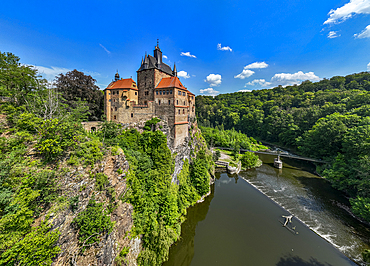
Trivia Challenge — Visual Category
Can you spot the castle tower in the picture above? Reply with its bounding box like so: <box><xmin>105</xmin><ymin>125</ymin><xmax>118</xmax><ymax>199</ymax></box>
<box><xmin>137</xmin><ymin>42</ymin><xmax>174</xmax><ymax>105</ymax></box>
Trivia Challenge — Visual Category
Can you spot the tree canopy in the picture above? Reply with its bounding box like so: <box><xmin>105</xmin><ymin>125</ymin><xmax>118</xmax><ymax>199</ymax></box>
<box><xmin>55</xmin><ymin>69</ymin><xmax>103</xmax><ymax>121</ymax></box>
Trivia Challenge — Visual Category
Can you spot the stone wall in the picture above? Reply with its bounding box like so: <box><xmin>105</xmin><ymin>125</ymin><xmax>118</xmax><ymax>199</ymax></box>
<box><xmin>81</xmin><ymin>121</ymin><xmax>102</xmax><ymax>132</ymax></box>
<box><xmin>118</xmin><ymin>101</ymin><xmax>156</xmax><ymax>124</ymax></box>
<box><xmin>174</xmin><ymin>123</ymin><xmax>188</xmax><ymax>147</ymax></box>
<box><xmin>137</xmin><ymin>69</ymin><xmax>171</xmax><ymax>105</ymax></box>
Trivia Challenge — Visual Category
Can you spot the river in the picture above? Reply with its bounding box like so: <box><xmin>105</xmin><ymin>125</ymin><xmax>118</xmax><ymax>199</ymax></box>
<box><xmin>163</xmin><ymin>154</ymin><xmax>370</xmax><ymax>265</ymax></box>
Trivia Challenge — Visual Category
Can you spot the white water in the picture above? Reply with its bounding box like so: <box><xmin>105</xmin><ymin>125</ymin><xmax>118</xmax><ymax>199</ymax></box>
<box><xmin>239</xmin><ymin>156</ymin><xmax>370</xmax><ymax>265</ymax></box>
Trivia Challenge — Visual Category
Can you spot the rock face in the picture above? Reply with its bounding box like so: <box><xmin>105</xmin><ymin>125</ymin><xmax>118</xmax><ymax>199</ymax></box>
<box><xmin>50</xmin><ymin>150</ymin><xmax>140</xmax><ymax>266</ymax></box>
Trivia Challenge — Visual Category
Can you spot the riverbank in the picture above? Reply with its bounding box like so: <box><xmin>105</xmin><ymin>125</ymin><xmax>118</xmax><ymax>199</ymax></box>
<box><xmin>213</xmin><ymin>148</ymin><xmax>263</xmax><ymax>172</ymax></box>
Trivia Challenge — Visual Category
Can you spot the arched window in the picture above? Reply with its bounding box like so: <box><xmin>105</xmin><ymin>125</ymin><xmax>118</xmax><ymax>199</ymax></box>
<box><xmin>114</xmin><ymin>115</ymin><xmax>116</xmax><ymax>119</ymax></box>
<box><xmin>177</xmin><ymin>100</ymin><xmax>178</xmax><ymax>105</ymax></box>
<box><xmin>131</xmin><ymin>113</ymin><xmax>133</xmax><ymax>118</ymax></box>
<box><xmin>158</xmin><ymin>100</ymin><xmax>161</xmax><ymax>105</ymax></box>
<box><xmin>178</xmin><ymin>109</ymin><xmax>180</xmax><ymax>114</ymax></box>
<box><xmin>183</xmin><ymin>109</ymin><xmax>185</xmax><ymax>114</ymax></box>
<box><xmin>168</xmin><ymin>100</ymin><xmax>171</xmax><ymax>105</ymax></box>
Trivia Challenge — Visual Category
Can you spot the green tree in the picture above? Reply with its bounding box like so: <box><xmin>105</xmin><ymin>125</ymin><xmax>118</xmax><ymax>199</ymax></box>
<box><xmin>55</xmin><ymin>69</ymin><xmax>103</xmax><ymax>121</ymax></box>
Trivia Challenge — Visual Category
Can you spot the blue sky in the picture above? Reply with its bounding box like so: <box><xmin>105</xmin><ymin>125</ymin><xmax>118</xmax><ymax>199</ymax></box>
<box><xmin>1</xmin><ymin>0</ymin><xmax>370</xmax><ymax>96</ymax></box>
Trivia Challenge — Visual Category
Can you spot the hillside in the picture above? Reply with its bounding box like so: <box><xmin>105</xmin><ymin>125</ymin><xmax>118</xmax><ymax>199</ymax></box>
<box><xmin>196</xmin><ymin>72</ymin><xmax>370</xmax><ymax>225</ymax></box>
<box><xmin>0</xmin><ymin>51</ymin><xmax>214</xmax><ymax>266</ymax></box>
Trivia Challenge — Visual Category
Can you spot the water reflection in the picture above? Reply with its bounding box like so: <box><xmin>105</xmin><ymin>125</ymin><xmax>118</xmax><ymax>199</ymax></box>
<box><xmin>163</xmin><ymin>183</ymin><xmax>215</xmax><ymax>266</ymax></box>
<box><xmin>276</xmin><ymin>256</ymin><xmax>333</xmax><ymax>266</ymax></box>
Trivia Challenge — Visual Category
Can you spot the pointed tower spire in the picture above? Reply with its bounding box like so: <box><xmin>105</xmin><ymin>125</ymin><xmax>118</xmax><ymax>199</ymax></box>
<box><xmin>173</xmin><ymin>63</ymin><xmax>177</xmax><ymax>77</ymax></box>
<box><xmin>141</xmin><ymin>56</ymin><xmax>144</xmax><ymax>65</ymax></box>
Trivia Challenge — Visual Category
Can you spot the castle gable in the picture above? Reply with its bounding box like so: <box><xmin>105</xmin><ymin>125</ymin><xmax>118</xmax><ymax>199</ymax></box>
<box><xmin>156</xmin><ymin>76</ymin><xmax>186</xmax><ymax>89</ymax></box>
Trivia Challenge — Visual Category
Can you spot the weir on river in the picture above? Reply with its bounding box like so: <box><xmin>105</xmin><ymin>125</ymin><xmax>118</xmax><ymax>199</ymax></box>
<box><xmin>164</xmin><ymin>154</ymin><xmax>370</xmax><ymax>266</ymax></box>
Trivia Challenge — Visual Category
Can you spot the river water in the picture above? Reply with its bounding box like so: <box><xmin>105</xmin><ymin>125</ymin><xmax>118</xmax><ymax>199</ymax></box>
<box><xmin>163</xmin><ymin>154</ymin><xmax>370</xmax><ymax>266</ymax></box>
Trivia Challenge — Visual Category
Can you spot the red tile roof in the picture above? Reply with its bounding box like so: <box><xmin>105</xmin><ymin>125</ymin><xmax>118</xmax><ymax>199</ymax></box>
<box><xmin>106</xmin><ymin>78</ymin><xmax>138</xmax><ymax>90</ymax></box>
<box><xmin>156</xmin><ymin>77</ymin><xmax>186</xmax><ymax>89</ymax></box>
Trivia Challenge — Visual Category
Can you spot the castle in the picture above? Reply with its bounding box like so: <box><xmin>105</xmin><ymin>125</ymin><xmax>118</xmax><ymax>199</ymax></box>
<box><xmin>103</xmin><ymin>43</ymin><xmax>196</xmax><ymax>147</ymax></box>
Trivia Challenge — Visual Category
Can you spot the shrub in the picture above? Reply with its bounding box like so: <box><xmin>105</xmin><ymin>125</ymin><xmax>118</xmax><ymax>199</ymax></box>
<box><xmin>0</xmin><ymin>220</ymin><xmax>60</xmax><ymax>266</ymax></box>
<box><xmin>95</xmin><ymin>173</ymin><xmax>109</xmax><ymax>191</ymax></box>
<box><xmin>72</xmin><ymin>197</ymin><xmax>114</xmax><ymax>253</ymax></box>
<box><xmin>240</xmin><ymin>152</ymin><xmax>259</xmax><ymax>169</ymax></box>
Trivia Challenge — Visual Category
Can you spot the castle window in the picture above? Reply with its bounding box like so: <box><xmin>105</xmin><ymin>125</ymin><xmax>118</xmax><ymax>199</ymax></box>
<box><xmin>183</xmin><ymin>92</ymin><xmax>185</xmax><ymax>96</ymax></box>
<box><xmin>191</xmin><ymin>96</ymin><xmax>194</xmax><ymax>99</ymax></box>
<box><xmin>156</xmin><ymin>91</ymin><xmax>158</xmax><ymax>95</ymax></box>
<box><xmin>160</xmin><ymin>91</ymin><xmax>162</xmax><ymax>95</ymax></box>
<box><xmin>115</xmin><ymin>107</ymin><xmax>117</xmax><ymax>111</ymax></box>
<box><xmin>144</xmin><ymin>101</ymin><xmax>147</xmax><ymax>105</ymax></box>
<box><xmin>158</xmin><ymin>100</ymin><xmax>161</xmax><ymax>105</ymax></box>
<box><xmin>167</xmin><ymin>90</ymin><xmax>169</xmax><ymax>94</ymax></box>
<box><xmin>135</xmin><ymin>92</ymin><xmax>137</xmax><ymax>95</ymax></box>
<box><xmin>111</xmin><ymin>108</ymin><xmax>113</xmax><ymax>111</ymax></box>
<box><xmin>131</xmin><ymin>113</ymin><xmax>133</xmax><ymax>118</ymax></box>
<box><xmin>183</xmin><ymin>109</ymin><xmax>185</xmax><ymax>114</ymax></box>
<box><xmin>168</xmin><ymin>100</ymin><xmax>170</xmax><ymax>105</ymax></box>
<box><xmin>184</xmin><ymin>101</ymin><xmax>186</xmax><ymax>105</ymax></box>
<box><xmin>145</xmin><ymin>91</ymin><xmax>149</xmax><ymax>96</ymax></box>
<box><xmin>109</xmin><ymin>99</ymin><xmax>111</xmax><ymax>102</ymax></box>
<box><xmin>112</xmin><ymin>91</ymin><xmax>115</xmax><ymax>95</ymax></box>
<box><xmin>114</xmin><ymin>115</ymin><xmax>116</xmax><ymax>119</ymax></box>
<box><xmin>178</xmin><ymin>109</ymin><xmax>180</xmax><ymax>114</ymax></box>
<box><xmin>170</xmin><ymin>90</ymin><xmax>172</xmax><ymax>94</ymax></box>
<box><xmin>177</xmin><ymin>100</ymin><xmax>178</xmax><ymax>105</ymax></box>
<box><xmin>113</xmin><ymin>99</ymin><xmax>115</xmax><ymax>102</ymax></box>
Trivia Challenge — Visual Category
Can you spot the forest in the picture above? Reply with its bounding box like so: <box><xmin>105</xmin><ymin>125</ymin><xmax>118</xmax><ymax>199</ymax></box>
<box><xmin>196</xmin><ymin>72</ymin><xmax>370</xmax><ymax>223</ymax></box>
<box><xmin>0</xmin><ymin>51</ymin><xmax>213</xmax><ymax>265</ymax></box>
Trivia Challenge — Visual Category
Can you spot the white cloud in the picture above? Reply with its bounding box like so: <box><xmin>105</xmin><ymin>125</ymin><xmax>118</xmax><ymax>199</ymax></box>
<box><xmin>163</xmin><ymin>55</ymin><xmax>168</xmax><ymax>59</ymax></box>
<box><xmin>180</xmin><ymin>52</ymin><xmax>196</xmax><ymax>58</ymax></box>
<box><xmin>354</xmin><ymin>24</ymin><xmax>370</xmax><ymax>38</ymax></box>
<box><xmin>271</xmin><ymin>71</ymin><xmax>320</xmax><ymax>86</ymax></box>
<box><xmin>324</xmin><ymin>0</ymin><xmax>370</xmax><ymax>24</ymax></box>
<box><xmin>234</xmin><ymin>61</ymin><xmax>268</xmax><ymax>79</ymax></box>
<box><xmin>245</xmin><ymin>79</ymin><xmax>272</xmax><ymax>87</ymax></box>
<box><xmin>244</xmin><ymin>62</ymin><xmax>269</xmax><ymax>69</ymax></box>
<box><xmin>34</xmin><ymin>66</ymin><xmax>71</xmax><ymax>81</ymax></box>
<box><xmin>205</xmin><ymin>74</ymin><xmax>222</xmax><ymax>87</ymax></box>
<box><xmin>99</xmin><ymin>43</ymin><xmax>111</xmax><ymax>54</ymax></box>
<box><xmin>328</xmin><ymin>31</ymin><xmax>341</xmax><ymax>38</ymax></box>
<box><xmin>217</xmin><ymin>43</ymin><xmax>232</xmax><ymax>52</ymax></box>
<box><xmin>238</xmin><ymin>89</ymin><xmax>252</xmax><ymax>92</ymax></box>
<box><xmin>234</xmin><ymin>69</ymin><xmax>255</xmax><ymax>79</ymax></box>
<box><xmin>367</xmin><ymin>62</ymin><xmax>370</xmax><ymax>70</ymax></box>
<box><xmin>178</xmin><ymin>70</ymin><xmax>190</xmax><ymax>79</ymax></box>
<box><xmin>200</xmin><ymin>88</ymin><xmax>220</xmax><ymax>96</ymax></box>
